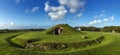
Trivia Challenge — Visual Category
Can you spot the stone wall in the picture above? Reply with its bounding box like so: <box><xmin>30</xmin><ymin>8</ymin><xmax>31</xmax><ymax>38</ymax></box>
<box><xmin>25</xmin><ymin>36</ymin><xmax>105</xmax><ymax>50</ymax></box>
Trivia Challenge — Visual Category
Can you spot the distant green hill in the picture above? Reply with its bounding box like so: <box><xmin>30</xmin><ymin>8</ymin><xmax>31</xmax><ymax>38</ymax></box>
<box><xmin>43</xmin><ymin>24</ymin><xmax>80</xmax><ymax>34</ymax></box>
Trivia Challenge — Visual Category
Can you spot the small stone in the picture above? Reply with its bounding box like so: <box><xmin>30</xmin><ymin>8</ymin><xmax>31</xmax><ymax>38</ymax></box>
<box><xmin>81</xmin><ymin>35</ymin><xmax>88</xmax><ymax>39</ymax></box>
<box><xmin>61</xmin><ymin>45</ymin><xmax>66</xmax><ymax>48</ymax></box>
<box><xmin>26</xmin><ymin>43</ymin><xmax>34</xmax><ymax>48</ymax></box>
<box><xmin>43</xmin><ymin>46</ymin><xmax>47</xmax><ymax>50</ymax></box>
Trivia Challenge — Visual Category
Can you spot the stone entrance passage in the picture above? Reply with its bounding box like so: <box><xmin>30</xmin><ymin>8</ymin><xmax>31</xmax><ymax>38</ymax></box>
<box><xmin>53</xmin><ymin>27</ymin><xmax>63</xmax><ymax>35</ymax></box>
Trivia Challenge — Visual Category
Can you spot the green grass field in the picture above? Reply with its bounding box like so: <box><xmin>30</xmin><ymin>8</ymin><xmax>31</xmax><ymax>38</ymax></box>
<box><xmin>0</xmin><ymin>31</ymin><xmax>120</xmax><ymax>55</ymax></box>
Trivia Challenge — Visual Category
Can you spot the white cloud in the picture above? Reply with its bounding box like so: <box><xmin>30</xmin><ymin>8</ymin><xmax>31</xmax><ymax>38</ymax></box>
<box><xmin>109</xmin><ymin>15</ymin><xmax>114</xmax><ymax>21</ymax></box>
<box><xmin>45</xmin><ymin>2</ymin><xmax>50</xmax><ymax>12</ymax></box>
<box><xmin>100</xmin><ymin>14</ymin><xmax>106</xmax><ymax>17</ymax></box>
<box><xmin>70</xmin><ymin>8</ymin><xmax>77</xmax><ymax>13</ymax></box>
<box><xmin>15</xmin><ymin>0</ymin><xmax>26</xmax><ymax>3</ymax></box>
<box><xmin>31</xmin><ymin>7</ymin><xmax>39</xmax><ymax>12</ymax></box>
<box><xmin>90</xmin><ymin>10</ymin><xmax>115</xmax><ymax>26</ymax></box>
<box><xmin>94</xmin><ymin>15</ymin><xmax>99</xmax><ymax>19</ymax></box>
<box><xmin>45</xmin><ymin>2</ymin><xmax>67</xmax><ymax>20</ymax></box>
<box><xmin>89</xmin><ymin>19</ymin><xmax>107</xmax><ymax>25</ymax></box>
<box><xmin>89</xmin><ymin>15</ymin><xmax>115</xmax><ymax>26</ymax></box>
<box><xmin>101</xmin><ymin>10</ymin><xmax>106</xmax><ymax>13</ymax></box>
<box><xmin>89</xmin><ymin>19</ymin><xmax>101</xmax><ymax>25</ymax></box>
<box><xmin>94</xmin><ymin>10</ymin><xmax>106</xmax><ymax>14</ymax></box>
<box><xmin>103</xmin><ymin>18</ymin><xmax>108</xmax><ymax>22</ymax></box>
<box><xmin>10</xmin><ymin>22</ymin><xmax>14</xmax><ymax>26</ymax></box>
<box><xmin>15</xmin><ymin>0</ymin><xmax>20</xmax><ymax>3</ymax></box>
<box><xmin>76</xmin><ymin>13</ymin><xmax>83</xmax><ymax>17</ymax></box>
<box><xmin>45</xmin><ymin>0</ymin><xmax>86</xmax><ymax>20</ymax></box>
<box><xmin>26</xmin><ymin>7</ymin><xmax>39</xmax><ymax>13</ymax></box>
<box><xmin>0</xmin><ymin>22</ymin><xmax>16</xmax><ymax>29</ymax></box>
<box><xmin>59</xmin><ymin>0</ymin><xmax>85</xmax><ymax>13</ymax></box>
<box><xmin>94</xmin><ymin>14</ymin><xmax>106</xmax><ymax>19</ymax></box>
<box><xmin>97</xmin><ymin>19</ymin><xmax>102</xmax><ymax>22</ymax></box>
<box><xmin>0</xmin><ymin>24</ymin><xmax>3</xmax><ymax>27</ymax></box>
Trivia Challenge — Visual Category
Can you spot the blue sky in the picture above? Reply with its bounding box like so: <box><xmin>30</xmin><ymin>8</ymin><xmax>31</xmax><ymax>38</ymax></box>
<box><xmin>0</xmin><ymin>0</ymin><xmax>120</xmax><ymax>29</ymax></box>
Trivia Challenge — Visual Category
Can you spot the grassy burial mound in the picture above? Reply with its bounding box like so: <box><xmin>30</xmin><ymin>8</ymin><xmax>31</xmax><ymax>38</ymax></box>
<box><xmin>10</xmin><ymin>24</ymin><xmax>105</xmax><ymax>52</ymax></box>
<box><xmin>43</xmin><ymin>24</ymin><xmax>80</xmax><ymax>35</ymax></box>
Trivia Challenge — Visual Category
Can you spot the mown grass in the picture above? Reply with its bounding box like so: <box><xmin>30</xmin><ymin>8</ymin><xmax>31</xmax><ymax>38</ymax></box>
<box><xmin>11</xmin><ymin>31</ymin><xmax>103</xmax><ymax>50</ymax></box>
<box><xmin>0</xmin><ymin>31</ymin><xmax>120</xmax><ymax>55</ymax></box>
